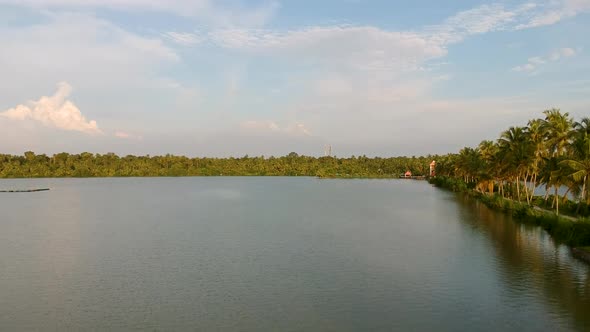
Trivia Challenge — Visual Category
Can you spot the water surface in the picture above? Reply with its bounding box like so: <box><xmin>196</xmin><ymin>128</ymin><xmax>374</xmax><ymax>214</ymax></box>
<box><xmin>0</xmin><ymin>177</ymin><xmax>589</xmax><ymax>331</ymax></box>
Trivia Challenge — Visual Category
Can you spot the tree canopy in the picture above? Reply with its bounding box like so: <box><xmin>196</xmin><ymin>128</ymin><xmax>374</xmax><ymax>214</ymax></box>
<box><xmin>0</xmin><ymin>152</ymin><xmax>435</xmax><ymax>179</ymax></box>
<box><xmin>435</xmin><ymin>109</ymin><xmax>590</xmax><ymax>215</ymax></box>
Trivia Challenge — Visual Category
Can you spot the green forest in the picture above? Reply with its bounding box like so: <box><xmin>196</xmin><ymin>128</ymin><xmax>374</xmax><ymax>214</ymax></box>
<box><xmin>432</xmin><ymin>109</ymin><xmax>590</xmax><ymax>217</ymax></box>
<box><xmin>0</xmin><ymin>151</ymin><xmax>434</xmax><ymax>179</ymax></box>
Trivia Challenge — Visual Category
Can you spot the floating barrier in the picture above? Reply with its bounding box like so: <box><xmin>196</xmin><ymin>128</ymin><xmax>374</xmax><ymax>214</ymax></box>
<box><xmin>0</xmin><ymin>188</ymin><xmax>50</xmax><ymax>193</ymax></box>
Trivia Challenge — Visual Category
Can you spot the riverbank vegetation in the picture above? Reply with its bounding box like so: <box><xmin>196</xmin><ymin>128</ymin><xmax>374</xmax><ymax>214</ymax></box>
<box><xmin>431</xmin><ymin>179</ymin><xmax>590</xmax><ymax>247</ymax></box>
<box><xmin>433</xmin><ymin>109</ymin><xmax>590</xmax><ymax>216</ymax></box>
<box><xmin>0</xmin><ymin>152</ymin><xmax>434</xmax><ymax>179</ymax></box>
<box><xmin>430</xmin><ymin>109</ymin><xmax>590</xmax><ymax>248</ymax></box>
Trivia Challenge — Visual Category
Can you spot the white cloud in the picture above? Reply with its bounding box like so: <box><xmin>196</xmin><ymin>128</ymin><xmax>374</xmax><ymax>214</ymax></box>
<box><xmin>550</xmin><ymin>47</ymin><xmax>577</xmax><ymax>60</ymax></box>
<box><xmin>240</xmin><ymin>120</ymin><xmax>312</xmax><ymax>136</ymax></box>
<box><xmin>162</xmin><ymin>31</ymin><xmax>203</xmax><ymax>46</ymax></box>
<box><xmin>0</xmin><ymin>12</ymin><xmax>179</xmax><ymax>78</ymax></box>
<box><xmin>0</xmin><ymin>0</ymin><xmax>279</xmax><ymax>27</ymax></box>
<box><xmin>528</xmin><ymin>56</ymin><xmax>546</xmax><ymax>65</ymax></box>
<box><xmin>427</xmin><ymin>3</ymin><xmax>537</xmax><ymax>44</ymax></box>
<box><xmin>0</xmin><ymin>12</ymin><xmax>200</xmax><ymax>138</ymax></box>
<box><xmin>516</xmin><ymin>0</ymin><xmax>590</xmax><ymax>29</ymax></box>
<box><xmin>210</xmin><ymin>26</ymin><xmax>447</xmax><ymax>72</ymax></box>
<box><xmin>512</xmin><ymin>63</ymin><xmax>537</xmax><ymax>72</ymax></box>
<box><xmin>1</xmin><ymin>0</ymin><xmax>203</xmax><ymax>9</ymax></box>
<box><xmin>115</xmin><ymin>131</ymin><xmax>143</xmax><ymax>140</ymax></box>
<box><xmin>207</xmin><ymin>2</ymin><xmax>575</xmax><ymax>74</ymax></box>
<box><xmin>513</xmin><ymin>47</ymin><xmax>577</xmax><ymax>73</ymax></box>
<box><xmin>308</xmin><ymin>75</ymin><xmax>433</xmax><ymax>108</ymax></box>
<box><xmin>1</xmin><ymin>1</ymin><xmax>587</xmax><ymax>156</ymax></box>
<box><xmin>1</xmin><ymin>82</ymin><xmax>102</xmax><ymax>134</ymax></box>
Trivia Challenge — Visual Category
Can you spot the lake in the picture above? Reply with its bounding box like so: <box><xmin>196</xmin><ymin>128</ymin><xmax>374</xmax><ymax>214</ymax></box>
<box><xmin>0</xmin><ymin>177</ymin><xmax>589</xmax><ymax>331</ymax></box>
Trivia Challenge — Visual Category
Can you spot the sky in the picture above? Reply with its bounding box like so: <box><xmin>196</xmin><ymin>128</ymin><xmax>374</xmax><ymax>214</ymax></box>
<box><xmin>0</xmin><ymin>0</ymin><xmax>589</xmax><ymax>157</ymax></box>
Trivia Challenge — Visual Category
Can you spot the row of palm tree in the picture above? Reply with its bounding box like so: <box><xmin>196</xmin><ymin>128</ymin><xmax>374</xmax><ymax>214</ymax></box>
<box><xmin>435</xmin><ymin>109</ymin><xmax>590</xmax><ymax>215</ymax></box>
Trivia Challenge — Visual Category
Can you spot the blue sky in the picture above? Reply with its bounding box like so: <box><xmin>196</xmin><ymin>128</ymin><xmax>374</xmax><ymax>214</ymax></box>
<box><xmin>0</xmin><ymin>0</ymin><xmax>589</xmax><ymax>157</ymax></box>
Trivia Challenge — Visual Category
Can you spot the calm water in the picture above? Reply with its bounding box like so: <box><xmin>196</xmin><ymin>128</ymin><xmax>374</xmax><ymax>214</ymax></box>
<box><xmin>0</xmin><ymin>177</ymin><xmax>589</xmax><ymax>331</ymax></box>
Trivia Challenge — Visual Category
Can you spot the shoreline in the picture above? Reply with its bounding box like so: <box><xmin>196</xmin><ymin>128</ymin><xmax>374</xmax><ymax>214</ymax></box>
<box><xmin>429</xmin><ymin>176</ymin><xmax>590</xmax><ymax>265</ymax></box>
<box><xmin>0</xmin><ymin>174</ymin><xmax>427</xmax><ymax>180</ymax></box>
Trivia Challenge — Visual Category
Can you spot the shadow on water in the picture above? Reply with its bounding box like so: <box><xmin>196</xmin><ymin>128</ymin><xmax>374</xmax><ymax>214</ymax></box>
<box><xmin>453</xmin><ymin>193</ymin><xmax>590</xmax><ymax>330</ymax></box>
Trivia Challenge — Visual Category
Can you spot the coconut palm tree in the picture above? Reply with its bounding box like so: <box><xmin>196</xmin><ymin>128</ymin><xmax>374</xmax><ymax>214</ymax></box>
<box><xmin>498</xmin><ymin>126</ymin><xmax>533</xmax><ymax>201</ymax></box>
<box><xmin>561</xmin><ymin>117</ymin><xmax>590</xmax><ymax>205</ymax></box>
<box><xmin>524</xmin><ymin>118</ymin><xmax>548</xmax><ymax>203</ymax></box>
<box><xmin>541</xmin><ymin>109</ymin><xmax>575</xmax><ymax>210</ymax></box>
<box><xmin>543</xmin><ymin>108</ymin><xmax>573</xmax><ymax>157</ymax></box>
<box><xmin>456</xmin><ymin>147</ymin><xmax>482</xmax><ymax>184</ymax></box>
<box><xmin>477</xmin><ymin>140</ymin><xmax>499</xmax><ymax>193</ymax></box>
<box><xmin>537</xmin><ymin>156</ymin><xmax>569</xmax><ymax>215</ymax></box>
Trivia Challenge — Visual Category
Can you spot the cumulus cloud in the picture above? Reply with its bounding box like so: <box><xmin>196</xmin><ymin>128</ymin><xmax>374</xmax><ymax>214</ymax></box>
<box><xmin>512</xmin><ymin>47</ymin><xmax>577</xmax><ymax>72</ymax></box>
<box><xmin>240</xmin><ymin>120</ymin><xmax>312</xmax><ymax>136</ymax></box>
<box><xmin>0</xmin><ymin>12</ymin><xmax>202</xmax><ymax>143</ymax></box>
<box><xmin>1</xmin><ymin>1</ymin><xmax>586</xmax><ymax>155</ymax></box>
<box><xmin>1</xmin><ymin>82</ymin><xmax>102</xmax><ymax>134</ymax></box>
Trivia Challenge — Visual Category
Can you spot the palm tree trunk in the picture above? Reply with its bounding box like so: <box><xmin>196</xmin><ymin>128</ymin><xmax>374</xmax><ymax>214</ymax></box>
<box><xmin>576</xmin><ymin>175</ymin><xmax>588</xmax><ymax>214</ymax></box>
<box><xmin>522</xmin><ymin>172</ymin><xmax>528</xmax><ymax>204</ymax></box>
<box><xmin>582</xmin><ymin>175</ymin><xmax>588</xmax><ymax>204</ymax></box>
<box><xmin>532</xmin><ymin>173</ymin><xmax>537</xmax><ymax>202</ymax></box>
<box><xmin>516</xmin><ymin>175</ymin><xmax>521</xmax><ymax>202</ymax></box>
<box><xmin>524</xmin><ymin>171</ymin><xmax>533</xmax><ymax>205</ymax></box>
<box><xmin>554</xmin><ymin>186</ymin><xmax>559</xmax><ymax>215</ymax></box>
<box><xmin>562</xmin><ymin>187</ymin><xmax>571</xmax><ymax>204</ymax></box>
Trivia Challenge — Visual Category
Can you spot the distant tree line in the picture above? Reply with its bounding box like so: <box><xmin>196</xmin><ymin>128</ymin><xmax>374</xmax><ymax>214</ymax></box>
<box><xmin>0</xmin><ymin>151</ymin><xmax>436</xmax><ymax>179</ymax></box>
<box><xmin>433</xmin><ymin>109</ymin><xmax>590</xmax><ymax>216</ymax></box>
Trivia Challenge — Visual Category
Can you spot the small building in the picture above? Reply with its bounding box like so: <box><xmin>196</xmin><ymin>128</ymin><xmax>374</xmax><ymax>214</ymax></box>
<box><xmin>404</xmin><ymin>170</ymin><xmax>412</xmax><ymax>178</ymax></box>
<box><xmin>429</xmin><ymin>160</ymin><xmax>436</xmax><ymax>177</ymax></box>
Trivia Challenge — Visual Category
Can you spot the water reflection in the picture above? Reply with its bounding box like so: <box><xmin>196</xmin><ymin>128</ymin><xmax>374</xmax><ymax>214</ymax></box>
<box><xmin>455</xmin><ymin>194</ymin><xmax>590</xmax><ymax>330</ymax></box>
<box><xmin>0</xmin><ymin>181</ymin><xmax>84</xmax><ymax>329</ymax></box>
<box><xmin>2</xmin><ymin>178</ymin><xmax>590</xmax><ymax>331</ymax></box>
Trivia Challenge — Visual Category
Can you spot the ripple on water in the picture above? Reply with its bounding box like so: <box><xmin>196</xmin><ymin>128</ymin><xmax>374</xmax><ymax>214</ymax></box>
<box><xmin>0</xmin><ymin>177</ymin><xmax>589</xmax><ymax>331</ymax></box>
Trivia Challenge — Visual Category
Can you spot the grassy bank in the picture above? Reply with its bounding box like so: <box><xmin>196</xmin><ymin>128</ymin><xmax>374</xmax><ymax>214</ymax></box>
<box><xmin>430</xmin><ymin>176</ymin><xmax>590</xmax><ymax>248</ymax></box>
